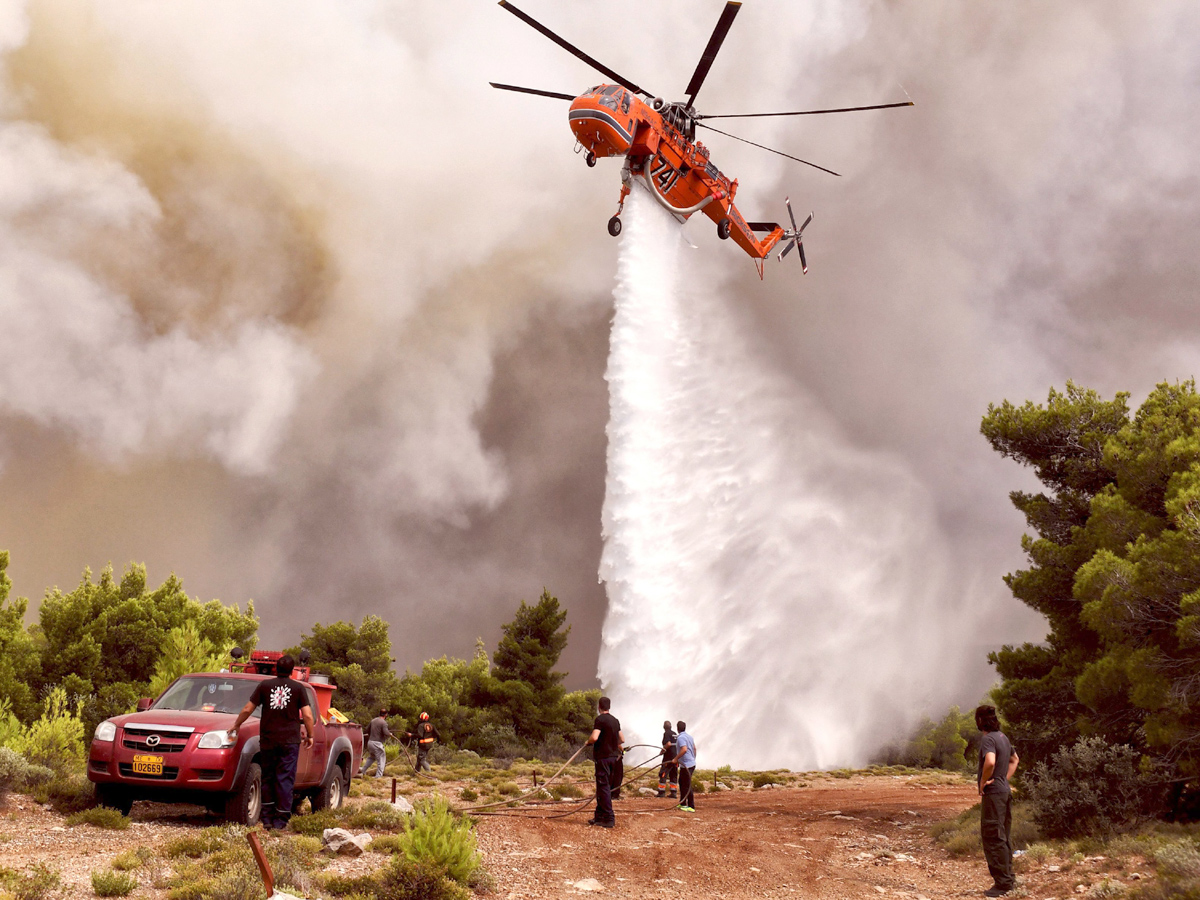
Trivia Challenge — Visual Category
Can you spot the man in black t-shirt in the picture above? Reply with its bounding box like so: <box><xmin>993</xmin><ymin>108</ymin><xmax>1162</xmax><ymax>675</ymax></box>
<box><xmin>585</xmin><ymin>696</ymin><xmax>624</xmax><ymax>828</ymax></box>
<box><xmin>229</xmin><ymin>654</ymin><xmax>315</xmax><ymax>830</ymax></box>
<box><xmin>657</xmin><ymin>720</ymin><xmax>678</xmax><ymax>798</ymax></box>
<box><xmin>976</xmin><ymin>704</ymin><xmax>1019</xmax><ymax>897</ymax></box>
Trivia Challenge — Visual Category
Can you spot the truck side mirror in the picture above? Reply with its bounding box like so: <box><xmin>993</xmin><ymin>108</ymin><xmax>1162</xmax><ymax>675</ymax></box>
<box><xmin>137</xmin><ymin>698</ymin><xmax>153</xmax><ymax>712</ymax></box>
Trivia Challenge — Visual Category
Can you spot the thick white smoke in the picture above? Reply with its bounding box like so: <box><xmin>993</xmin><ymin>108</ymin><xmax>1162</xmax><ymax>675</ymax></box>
<box><xmin>2</xmin><ymin>0</ymin><xmax>1199</xmax><ymax>768</ymax></box>
<box><xmin>599</xmin><ymin>188</ymin><xmax>963</xmax><ymax>768</ymax></box>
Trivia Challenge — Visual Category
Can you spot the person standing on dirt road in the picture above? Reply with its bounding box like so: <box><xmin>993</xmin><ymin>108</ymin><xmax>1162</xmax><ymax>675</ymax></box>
<box><xmin>407</xmin><ymin>712</ymin><xmax>440</xmax><ymax>773</ymax></box>
<box><xmin>976</xmin><ymin>704</ymin><xmax>1019</xmax><ymax>897</ymax></box>
<box><xmin>672</xmin><ymin>721</ymin><xmax>697</xmax><ymax>812</ymax></box>
<box><xmin>228</xmin><ymin>654</ymin><xmax>314</xmax><ymax>830</ymax></box>
<box><xmin>657</xmin><ymin>720</ymin><xmax>678</xmax><ymax>798</ymax></box>
<box><xmin>360</xmin><ymin>709</ymin><xmax>392</xmax><ymax>778</ymax></box>
<box><xmin>586</xmin><ymin>696</ymin><xmax>624</xmax><ymax>828</ymax></box>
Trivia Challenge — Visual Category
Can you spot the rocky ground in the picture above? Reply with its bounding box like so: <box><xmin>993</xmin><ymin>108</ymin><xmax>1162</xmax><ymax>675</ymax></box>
<box><xmin>0</xmin><ymin>772</ymin><xmax>1156</xmax><ymax>899</ymax></box>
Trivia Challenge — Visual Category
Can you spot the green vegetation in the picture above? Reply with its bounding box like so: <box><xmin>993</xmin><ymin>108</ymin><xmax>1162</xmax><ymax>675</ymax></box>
<box><xmin>983</xmin><ymin>381</ymin><xmax>1200</xmax><ymax>819</ymax></box>
<box><xmin>0</xmin><ymin>554</ymin><xmax>257</xmax><ymax>767</ymax></box>
<box><xmin>395</xmin><ymin>798</ymin><xmax>482</xmax><ymax>887</ymax></box>
<box><xmin>109</xmin><ymin>848</ymin><xmax>153</xmax><ymax>872</ymax></box>
<box><xmin>931</xmin><ymin>802</ymin><xmax>1039</xmax><ymax>857</ymax></box>
<box><xmin>90</xmin><ymin>869</ymin><xmax>138</xmax><ymax>897</ymax></box>
<box><xmin>0</xmin><ymin>863</ymin><xmax>60</xmax><ymax>900</ymax></box>
<box><xmin>66</xmin><ymin>806</ymin><xmax>131</xmax><ymax>829</ymax></box>
<box><xmin>292</xmin><ymin>590</ymin><xmax>598</xmax><ymax>760</ymax></box>
<box><xmin>162</xmin><ymin>825</ymin><xmax>325</xmax><ymax>900</ymax></box>
<box><xmin>875</xmin><ymin>706</ymin><xmax>976</xmax><ymax>772</ymax></box>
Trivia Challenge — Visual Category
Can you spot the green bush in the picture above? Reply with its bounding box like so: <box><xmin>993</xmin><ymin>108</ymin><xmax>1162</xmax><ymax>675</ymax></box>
<box><xmin>459</xmin><ymin>787</ymin><xmax>478</xmax><ymax>802</ymax></box>
<box><xmin>36</xmin><ymin>773</ymin><xmax>94</xmax><ymax>814</ymax></box>
<box><xmin>110</xmin><ymin>848</ymin><xmax>153</xmax><ymax>871</ymax></box>
<box><xmin>396</xmin><ymin>798</ymin><xmax>481</xmax><ymax>886</ymax></box>
<box><xmin>1155</xmin><ymin>841</ymin><xmax>1200</xmax><ymax>880</ymax></box>
<box><xmin>286</xmin><ymin>807</ymin><xmax>346</xmax><ymax>836</ymax></box>
<box><xmin>322</xmin><ymin>871</ymin><xmax>381</xmax><ymax>896</ymax></box>
<box><xmin>550</xmin><ymin>782</ymin><xmax>584</xmax><ymax>800</ymax></box>
<box><xmin>9</xmin><ymin>688</ymin><xmax>85</xmax><ymax>772</ymax></box>
<box><xmin>932</xmin><ymin>802</ymin><xmax>1039</xmax><ymax>856</ymax></box>
<box><xmin>1028</xmin><ymin>737</ymin><xmax>1158</xmax><ymax>838</ymax></box>
<box><xmin>163</xmin><ymin>826</ymin><xmax>236</xmax><ymax>859</ymax></box>
<box><xmin>347</xmin><ymin>800</ymin><xmax>407</xmax><ymax>831</ymax></box>
<box><xmin>67</xmin><ymin>807</ymin><xmax>131</xmax><ymax>829</ymax></box>
<box><xmin>0</xmin><ymin>863</ymin><xmax>61</xmax><ymax>900</ymax></box>
<box><xmin>368</xmin><ymin>834</ymin><xmax>405</xmax><ymax>854</ymax></box>
<box><xmin>375</xmin><ymin>857</ymin><xmax>470</xmax><ymax>900</ymax></box>
<box><xmin>91</xmin><ymin>869</ymin><xmax>138</xmax><ymax>897</ymax></box>
<box><xmin>267</xmin><ymin>835</ymin><xmax>323</xmax><ymax>898</ymax></box>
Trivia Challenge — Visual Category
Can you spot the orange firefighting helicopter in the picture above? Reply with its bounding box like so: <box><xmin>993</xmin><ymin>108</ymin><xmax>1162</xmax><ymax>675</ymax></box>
<box><xmin>491</xmin><ymin>0</ymin><xmax>912</xmax><ymax>278</ymax></box>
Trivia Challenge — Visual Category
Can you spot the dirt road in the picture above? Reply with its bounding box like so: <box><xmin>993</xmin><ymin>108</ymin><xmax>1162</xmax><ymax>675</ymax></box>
<box><xmin>0</xmin><ymin>772</ymin><xmax>1150</xmax><ymax>898</ymax></box>
<box><xmin>475</xmin><ymin>773</ymin><xmax>983</xmax><ymax>900</ymax></box>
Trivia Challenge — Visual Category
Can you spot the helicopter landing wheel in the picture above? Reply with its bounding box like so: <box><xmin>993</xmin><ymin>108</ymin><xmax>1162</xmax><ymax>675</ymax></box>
<box><xmin>607</xmin><ymin>216</ymin><xmax>622</xmax><ymax>237</ymax></box>
<box><xmin>586</xmin><ymin>151</ymin><xmax>597</xmax><ymax>168</ymax></box>
<box><xmin>717</xmin><ymin>218</ymin><xmax>731</xmax><ymax>240</ymax></box>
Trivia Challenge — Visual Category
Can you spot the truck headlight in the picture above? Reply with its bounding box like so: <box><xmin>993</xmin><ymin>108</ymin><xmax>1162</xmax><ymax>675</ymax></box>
<box><xmin>197</xmin><ymin>730</ymin><xmax>236</xmax><ymax>749</ymax></box>
<box><xmin>93</xmin><ymin>721</ymin><xmax>117</xmax><ymax>742</ymax></box>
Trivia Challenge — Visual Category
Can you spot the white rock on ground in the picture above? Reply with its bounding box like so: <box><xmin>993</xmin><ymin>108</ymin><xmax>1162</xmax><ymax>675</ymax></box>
<box><xmin>391</xmin><ymin>796</ymin><xmax>414</xmax><ymax>813</ymax></box>
<box><xmin>321</xmin><ymin>827</ymin><xmax>372</xmax><ymax>856</ymax></box>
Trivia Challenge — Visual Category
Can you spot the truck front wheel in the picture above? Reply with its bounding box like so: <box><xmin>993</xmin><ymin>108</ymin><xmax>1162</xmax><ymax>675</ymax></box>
<box><xmin>312</xmin><ymin>764</ymin><xmax>346</xmax><ymax>812</ymax></box>
<box><xmin>225</xmin><ymin>762</ymin><xmax>262</xmax><ymax>826</ymax></box>
<box><xmin>95</xmin><ymin>784</ymin><xmax>133</xmax><ymax>816</ymax></box>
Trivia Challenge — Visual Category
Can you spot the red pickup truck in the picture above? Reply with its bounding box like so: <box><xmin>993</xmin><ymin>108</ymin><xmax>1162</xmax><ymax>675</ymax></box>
<box><xmin>86</xmin><ymin>650</ymin><xmax>363</xmax><ymax>825</ymax></box>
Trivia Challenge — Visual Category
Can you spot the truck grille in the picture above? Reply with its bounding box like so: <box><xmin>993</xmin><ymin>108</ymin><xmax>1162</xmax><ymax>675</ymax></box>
<box><xmin>118</xmin><ymin>763</ymin><xmax>179</xmax><ymax>780</ymax></box>
<box><xmin>123</xmin><ymin>736</ymin><xmax>187</xmax><ymax>753</ymax></box>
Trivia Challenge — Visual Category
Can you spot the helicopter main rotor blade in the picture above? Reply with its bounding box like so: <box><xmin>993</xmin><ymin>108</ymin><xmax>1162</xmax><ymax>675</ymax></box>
<box><xmin>697</xmin><ymin>122</ymin><xmax>841</xmax><ymax>176</ymax></box>
<box><xmin>684</xmin><ymin>1</ymin><xmax>742</xmax><ymax>109</ymax></box>
<box><xmin>696</xmin><ymin>100</ymin><xmax>914</xmax><ymax>120</ymax></box>
<box><xmin>489</xmin><ymin>82</ymin><xmax>576</xmax><ymax>101</ymax></box>
<box><xmin>497</xmin><ymin>1</ymin><xmax>650</xmax><ymax>98</ymax></box>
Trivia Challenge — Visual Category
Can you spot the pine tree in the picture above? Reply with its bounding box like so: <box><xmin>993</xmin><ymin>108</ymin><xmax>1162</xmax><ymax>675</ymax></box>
<box><xmin>492</xmin><ymin>589</ymin><xmax>570</xmax><ymax>741</ymax></box>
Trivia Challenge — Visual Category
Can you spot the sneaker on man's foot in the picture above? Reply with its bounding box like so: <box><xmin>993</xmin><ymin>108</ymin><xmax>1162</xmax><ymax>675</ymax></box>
<box><xmin>984</xmin><ymin>888</ymin><xmax>1011</xmax><ymax>897</ymax></box>
<box><xmin>680</xmin><ymin>806</ymin><xmax>695</xmax><ymax>812</ymax></box>
<box><xmin>668</xmin><ymin>792</ymin><xmax>677</xmax><ymax>799</ymax></box>
<box><xmin>656</xmin><ymin>791</ymin><xmax>665</xmax><ymax>798</ymax></box>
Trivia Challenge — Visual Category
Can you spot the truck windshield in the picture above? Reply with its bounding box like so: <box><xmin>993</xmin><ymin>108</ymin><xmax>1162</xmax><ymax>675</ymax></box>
<box><xmin>154</xmin><ymin>677</ymin><xmax>262</xmax><ymax>716</ymax></box>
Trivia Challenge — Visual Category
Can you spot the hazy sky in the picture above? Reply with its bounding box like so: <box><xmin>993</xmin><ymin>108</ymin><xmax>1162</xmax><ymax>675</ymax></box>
<box><xmin>1</xmin><ymin>1</ymin><xmax>1197</xmax><ymax>757</ymax></box>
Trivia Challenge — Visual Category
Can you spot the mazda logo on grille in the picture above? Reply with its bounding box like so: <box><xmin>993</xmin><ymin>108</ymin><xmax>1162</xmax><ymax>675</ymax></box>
<box><xmin>145</xmin><ymin>735</ymin><xmax>161</xmax><ymax>747</ymax></box>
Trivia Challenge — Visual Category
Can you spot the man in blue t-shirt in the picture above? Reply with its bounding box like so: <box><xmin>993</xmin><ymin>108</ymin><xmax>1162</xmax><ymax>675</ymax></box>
<box><xmin>976</xmin><ymin>704</ymin><xmax>1019</xmax><ymax>896</ymax></box>
<box><xmin>585</xmin><ymin>696</ymin><xmax>624</xmax><ymax>828</ymax></box>
<box><xmin>671</xmin><ymin>721</ymin><xmax>697</xmax><ymax>812</ymax></box>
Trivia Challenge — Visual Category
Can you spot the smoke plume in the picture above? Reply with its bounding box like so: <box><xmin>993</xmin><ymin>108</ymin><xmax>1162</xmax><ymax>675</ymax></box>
<box><xmin>0</xmin><ymin>1</ymin><xmax>1198</xmax><ymax>765</ymax></box>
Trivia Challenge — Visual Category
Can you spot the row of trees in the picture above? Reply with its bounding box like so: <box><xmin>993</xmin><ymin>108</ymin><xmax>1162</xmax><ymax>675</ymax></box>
<box><xmin>0</xmin><ymin>551</ymin><xmax>594</xmax><ymax>762</ymax></box>
<box><xmin>982</xmin><ymin>380</ymin><xmax>1200</xmax><ymax>822</ymax></box>
<box><xmin>287</xmin><ymin>591</ymin><xmax>598</xmax><ymax>756</ymax></box>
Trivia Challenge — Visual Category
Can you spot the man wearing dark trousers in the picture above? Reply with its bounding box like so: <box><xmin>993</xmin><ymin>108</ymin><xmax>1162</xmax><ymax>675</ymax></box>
<box><xmin>657</xmin><ymin>720</ymin><xmax>678</xmax><ymax>798</ymax></box>
<box><xmin>976</xmin><ymin>705</ymin><xmax>1019</xmax><ymax>897</ymax></box>
<box><xmin>672</xmin><ymin>721</ymin><xmax>697</xmax><ymax>812</ymax></box>
<box><xmin>407</xmin><ymin>712</ymin><xmax>440</xmax><ymax>773</ymax></box>
<box><xmin>228</xmin><ymin>654</ymin><xmax>314</xmax><ymax>830</ymax></box>
<box><xmin>586</xmin><ymin>696</ymin><xmax>624</xmax><ymax>828</ymax></box>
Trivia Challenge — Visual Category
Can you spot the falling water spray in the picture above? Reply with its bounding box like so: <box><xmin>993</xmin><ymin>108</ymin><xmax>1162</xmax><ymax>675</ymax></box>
<box><xmin>598</xmin><ymin>186</ymin><xmax>957</xmax><ymax>770</ymax></box>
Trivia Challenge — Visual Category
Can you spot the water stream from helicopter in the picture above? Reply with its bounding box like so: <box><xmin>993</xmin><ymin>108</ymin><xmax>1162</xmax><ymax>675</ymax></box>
<box><xmin>596</xmin><ymin>185</ymin><xmax>953</xmax><ymax>770</ymax></box>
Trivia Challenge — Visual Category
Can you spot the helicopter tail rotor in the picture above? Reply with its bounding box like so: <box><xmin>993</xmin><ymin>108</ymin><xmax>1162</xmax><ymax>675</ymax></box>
<box><xmin>777</xmin><ymin>198</ymin><xmax>812</xmax><ymax>272</ymax></box>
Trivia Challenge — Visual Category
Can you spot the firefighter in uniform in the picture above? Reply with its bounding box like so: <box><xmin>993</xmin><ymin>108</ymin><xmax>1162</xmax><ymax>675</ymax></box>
<box><xmin>407</xmin><ymin>712</ymin><xmax>440</xmax><ymax>773</ymax></box>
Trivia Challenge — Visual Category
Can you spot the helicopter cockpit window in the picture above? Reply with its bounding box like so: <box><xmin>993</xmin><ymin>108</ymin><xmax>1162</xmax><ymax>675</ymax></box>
<box><xmin>598</xmin><ymin>85</ymin><xmax>622</xmax><ymax>112</ymax></box>
<box><xmin>621</xmin><ymin>92</ymin><xmax>631</xmax><ymax>115</ymax></box>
